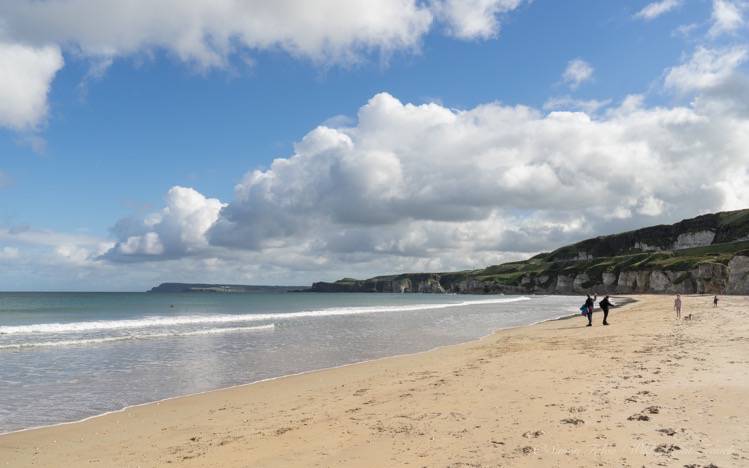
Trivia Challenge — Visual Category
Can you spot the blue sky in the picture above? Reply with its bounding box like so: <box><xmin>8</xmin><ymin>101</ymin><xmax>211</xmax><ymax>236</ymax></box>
<box><xmin>1</xmin><ymin>0</ymin><xmax>749</xmax><ymax>290</ymax></box>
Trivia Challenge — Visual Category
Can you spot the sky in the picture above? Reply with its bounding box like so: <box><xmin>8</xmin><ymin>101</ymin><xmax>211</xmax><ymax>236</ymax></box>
<box><xmin>1</xmin><ymin>0</ymin><xmax>749</xmax><ymax>291</ymax></box>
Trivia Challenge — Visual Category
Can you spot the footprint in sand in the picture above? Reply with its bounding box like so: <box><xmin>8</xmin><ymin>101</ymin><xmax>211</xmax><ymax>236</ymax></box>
<box><xmin>654</xmin><ymin>443</ymin><xmax>680</xmax><ymax>455</ymax></box>
<box><xmin>560</xmin><ymin>418</ymin><xmax>585</xmax><ymax>425</ymax></box>
<box><xmin>522</xmin><ymin>430</ymin><xmax>544</xmax><ymax>438</ymax></box>
<box><xmin>516</xmin><ymin>446</ymin><xmax>535</xmax><ymax>455</ymax></box>
<box><xmin>627</xmin><ymin>413</ymin><xmax>650</xmax><ymax>421</ymax></box>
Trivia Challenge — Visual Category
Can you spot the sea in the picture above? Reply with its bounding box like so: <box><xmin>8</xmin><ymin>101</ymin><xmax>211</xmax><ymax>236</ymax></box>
<box><xmin>0</xmin><ymin>292</ymin><xmax>583</xmax><ymax>433</ymax></box>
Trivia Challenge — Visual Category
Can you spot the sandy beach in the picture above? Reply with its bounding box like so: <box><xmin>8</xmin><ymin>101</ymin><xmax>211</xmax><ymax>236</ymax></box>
<box><xmin>2</xmin><ymin>294</ymin><xmax>748</xmax><ymax>467</ymax></box>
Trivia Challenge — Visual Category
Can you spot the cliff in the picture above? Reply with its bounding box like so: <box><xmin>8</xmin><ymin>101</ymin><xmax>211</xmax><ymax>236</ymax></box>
<box><xmin>310</xmin><ymin>209</ymin><xmax>749</xmax><ymax>295</ymax></box>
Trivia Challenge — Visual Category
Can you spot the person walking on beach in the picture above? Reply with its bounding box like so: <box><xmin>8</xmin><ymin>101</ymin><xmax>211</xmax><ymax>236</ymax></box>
<box><xmin>674</xmin><ymin>294</ymin><xmax>682</xmax><ymax>319</ymax></box>
<box><xmin>599</xmin><ymin>295</ymin><xmax>614</xmax><ymax>325</ymax></box>
<box><xmin>584</xmin><ymin>294</ymin><xmax>596</xmax><ymax>327</ymax></box>
<box><xmin>713</xmin><ymin>295</ymin><xmax>719</xmax><ymax>308</ymax></box>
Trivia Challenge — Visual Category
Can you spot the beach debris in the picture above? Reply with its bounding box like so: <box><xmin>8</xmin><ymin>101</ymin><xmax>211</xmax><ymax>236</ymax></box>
<box><xmin>656</xmin><ymin>428</ymin><xmax>677</xmax><ymax>436</ymax></box>
<box><xmin>522</xmin><ymin>430</ymin><xmax>544</xmax><ymax>438</ymax></box>
<box><xmin>654</xmin><ymin>443</ymin><xmax>681</xmax><ymax>455</ymax></box>
<box><xmin>561</xmin><ymin>418</ymin><xmax>585</xmax><ymax>425</ymax></box>
<box><xmin>275</xmin><ymin>427</ymin><xmax>293</xmax><ymax>436</ymax></box>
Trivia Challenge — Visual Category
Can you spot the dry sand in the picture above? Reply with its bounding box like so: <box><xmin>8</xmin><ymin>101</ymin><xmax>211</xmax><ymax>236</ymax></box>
<box><xmin>2</xmin><ymin>294</ymin><xmax>748</xmax><ymax>467</ymax></box>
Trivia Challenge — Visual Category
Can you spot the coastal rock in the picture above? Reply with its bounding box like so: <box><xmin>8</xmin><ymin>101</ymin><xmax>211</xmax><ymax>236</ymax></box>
<box><xmin>649</xmin><ymin>271</ymin><xmax>670</xmax><ymax>292</ymax></box>
<box><xmin>576</xmin><ymin>252</ymin><xmax>593</xmax><ymax>261</ymax></box>
<box><xmin>673</xmin><ymin>230</ymin><xmax>715</xmax><ymax>250</ymax></box>
<box><xmin>602</xmin><ymin>272</ymin><xmax>618</xmax><ymax>287</ymax></box>
<box><xmin>691</xmin><ymin>263</ymin><xmax>728</xmax><ymax>293</ymax></box>
<box><xmin>617</xmin><ymin>271</ymin><xmax>651</xmax><ymax>293</ymax></box>
<box><xmin>390</xmin><ymin>278</ymin><xmax>412</xmax><ymax>293</ymax></box>
<box><xmin>727</xmin><ymin>255</ymin><xmax>749</xmax><ymax>294</ymax></box>
<box><xmin>634</xmin><ymin>241</ymin><xmax>661</xmax><ymax>252</ymax></box>
<box><xmin>555</xmin><ymin>275</ymin><xmax>574</xmax><ymax>293</ymax></box>
<box><xmin>573</xmin><ymin>273</ymin><xmax>590</xmax><ymax>292</ymax></box>
<box><xmin>416</xmin><ymin>277</ymin><xmax>446</xmax><ymax>294</ymax></box>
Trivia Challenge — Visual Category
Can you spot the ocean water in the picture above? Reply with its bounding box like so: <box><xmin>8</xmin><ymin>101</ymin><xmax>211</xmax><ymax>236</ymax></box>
<box><xmin>0</xmin><ymin>292</ymin><xmax>582</xmax><ymax>433</ymax></box>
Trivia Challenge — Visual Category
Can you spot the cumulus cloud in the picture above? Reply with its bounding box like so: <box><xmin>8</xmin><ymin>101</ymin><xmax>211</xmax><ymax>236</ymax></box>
<box><xmin>0</xmin><ymin>0</ymin><xmax>528</xmax><ymax>131</ymax></box>
<box><xmin>635</xmin><ymin>0</ymin><xmax>683</xmax><ymax>21</ymax></box>
<box><xmin>98</xmin><ymin>68</ymin><xmax>748</xmax><ymax>274</ymax></box>
<box><xmin>562</xmin><ymin>58</ymin><xmax>594</xmax><ymax>89</ymax></box>
<box><xmin>664</xmin><ymin>45</ymin><xmax>748</xmax><ymax>93</ymax></box>
<box><xmin>0</xmin><ymin>41</ymin><xmax>63</xmax><ymax>130</ymax></box>
<box><xmin>0</xmin><ymin>0</ymin><xmax>435</xmax><ymax>66</ymax></box>
<box><xmin>709</xmin><ymin>0</ymin><xmax>745</xmax><ymax>37</ymax></box>
<box><xmin>103</xmin><ymin>186</ymin><xmax>225</xmax><ymax>261</ymax></box>
<box><xmin>432</xmin><ymin>0</ymin><xmax>524</xmax><ymax>39</ymax></box>
<box><xmin>203</xmin><ymin>90</ymin><xmax>745</xmax><ymax>260</ymax></box>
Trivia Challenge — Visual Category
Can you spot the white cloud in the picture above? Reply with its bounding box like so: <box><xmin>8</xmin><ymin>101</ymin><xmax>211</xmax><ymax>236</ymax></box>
<box><xmin>0</xmin><ymin>41</ymin><xmax>63</xmax><ymax>130</ymax></box>
<box><xmin>665</xmin><ymin>46</ymin><xmax>748</xmax><ymax>93</ymax></box>
<box><xmin>0</xmin><ymin>0</ymin><xmax>529</xmax><ymax>131</ymax></box>
<box><xmin>99</xmin><ymin>75</ymin><xmax>748</xmax><ymax>276</ymax></box>
<box><xmin>543</xmin><ymin>96</ymin><xmax>612</xmax><ymax>114</ymax></box>
<box><xmin>635</xmin><ymin>0</ymin><xmax>683</xmax><ymax>21</ymax></box>
<box><xmin>432</xmin><ymin>0</ymin><xmax>524</xmax><ymax>39</ymax></box>
<box><xmin>10</xmin><ymin>64</ymin><xmax>749</xmax><ymax>285</ymax></box>
<box><xmin>709</xmin><ymin>0</ymin><xmax>745</xmax><ymax>37</ymax></box>
<box><xmin>562</xmin><ymin>58</ymin><xmax>594</xmax><ymax>89</ymax></box>
<box><xmin>204</xmin><ymin>91</ymin><xmax>740</xmax><ymax>261</ymax></box>
<box><xmin>0</xmin><ymin>0</ymin><xmax>434</xmax><ymax>66</ymax></box>
<box><xmin>104</xmin><ymin>186</ymin><xmax>225</xmax><ymax>260</ymax></box>
<box><xmin>0</xmin><ymin>246</ymin><xmax>20</xmax><ymax>260</ymax></box>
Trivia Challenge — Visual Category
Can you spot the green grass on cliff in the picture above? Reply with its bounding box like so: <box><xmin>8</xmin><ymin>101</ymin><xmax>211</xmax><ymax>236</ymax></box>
<box><xmin>325</xmin><ymin>209</ymin><xmax>749</xmax><ymax>289</ymax></box>
<box><xmin>468</xmin><ymin>240</ymin><xmax>749</xmax><ymax>286</ymax></box>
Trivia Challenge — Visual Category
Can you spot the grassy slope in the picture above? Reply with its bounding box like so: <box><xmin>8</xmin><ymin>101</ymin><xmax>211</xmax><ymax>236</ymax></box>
<box><xmin>330</xmin><ymin>209</ymin><xmax>749</xmax><ymax>289</ymax></box>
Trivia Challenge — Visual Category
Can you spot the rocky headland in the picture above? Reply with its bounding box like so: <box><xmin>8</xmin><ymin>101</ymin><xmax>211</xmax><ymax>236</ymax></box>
<box><xmin>310</xmin><ymin>209</ymin><xmax>749</xmax><ymax>295</ymax></box>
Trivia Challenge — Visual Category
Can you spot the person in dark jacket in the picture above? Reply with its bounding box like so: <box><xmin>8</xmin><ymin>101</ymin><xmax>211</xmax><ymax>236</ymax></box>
<box><xmin>599</xmin><ymin>295</ymin><xmax>614</xmax><ymax>325</ymax></box>
<box><xmin>584</xmin><ymin>294</ymin><xmax>596</xmax><ymax>327</ymax></box>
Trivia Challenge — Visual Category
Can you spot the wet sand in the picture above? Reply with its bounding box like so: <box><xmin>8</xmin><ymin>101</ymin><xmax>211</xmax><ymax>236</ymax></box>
<box><xmin>2</xmin><ymin>294</ymin><xmax>748</xmax><ymax>467</ymax></box>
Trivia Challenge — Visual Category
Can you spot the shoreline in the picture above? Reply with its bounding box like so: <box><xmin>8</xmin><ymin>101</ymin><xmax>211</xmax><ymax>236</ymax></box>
<box><xmin>0</xmin><ymin>294</ymin><xmax>613</xmax><ymax>437</ymax></box>
<box><xmin>3</xmin><ymin>294</ymin><xmax>746</xmax><ymax>467</ymax></box>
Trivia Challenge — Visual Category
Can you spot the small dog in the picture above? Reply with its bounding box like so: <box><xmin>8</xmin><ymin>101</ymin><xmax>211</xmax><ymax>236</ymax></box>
<box><xmin>683</xmin><ymin>314</ymin><xmax>693</xmax><ymax>321</ymax></box>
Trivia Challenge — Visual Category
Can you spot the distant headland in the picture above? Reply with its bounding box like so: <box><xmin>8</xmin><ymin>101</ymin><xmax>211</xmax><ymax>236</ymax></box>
<box><xmin>146</xmin><ymin>283</ymin><xmax>305</xmax><ymax>293</ymax></box>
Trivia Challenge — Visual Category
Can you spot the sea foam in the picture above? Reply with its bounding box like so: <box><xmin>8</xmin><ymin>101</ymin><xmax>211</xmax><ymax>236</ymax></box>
<box><xmin>0</xmin><ymin>324</ymin><xmax>275</xmax><ymax>350</ymax></box>
<box><xmin>0</xmin><ymin>296</ymin><xmax>529</xmax><ymax>335</ymax></box>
